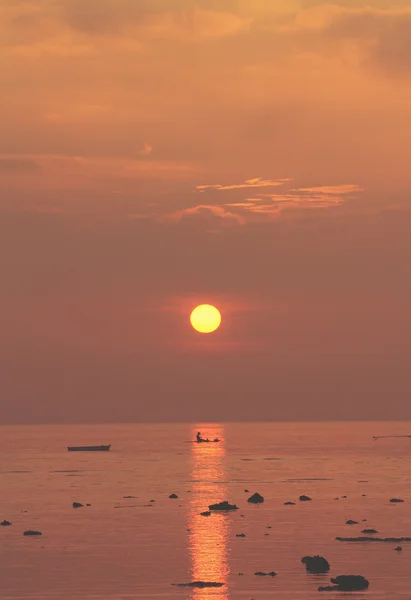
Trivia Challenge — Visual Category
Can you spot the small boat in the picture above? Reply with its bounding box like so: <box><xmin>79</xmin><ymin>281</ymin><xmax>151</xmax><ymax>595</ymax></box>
<box><xmin>67</xmin><ymin>445</ymin><xmax>111</xmax><ymax>452</ymax></box>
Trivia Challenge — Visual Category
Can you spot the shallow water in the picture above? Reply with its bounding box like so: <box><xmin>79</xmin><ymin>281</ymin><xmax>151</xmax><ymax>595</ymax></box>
<box><xmin>1</xmin><ymin>422</ymin><xmax>411</xmax><ymax>599</ymax></box>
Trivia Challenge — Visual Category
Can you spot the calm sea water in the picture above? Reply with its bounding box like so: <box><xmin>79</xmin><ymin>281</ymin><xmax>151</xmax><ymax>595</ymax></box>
<box><xmin>1</xmin><ymin>422</ymin><xmax>411</xmax><ymax>600</ymax></box>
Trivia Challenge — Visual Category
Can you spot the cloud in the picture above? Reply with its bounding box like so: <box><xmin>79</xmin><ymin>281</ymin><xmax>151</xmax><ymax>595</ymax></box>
<box><xmin>196</xmin><ymin>177</ymin><xmax>291</xmax><ymax>192</ymax></box>
<box><xmin>165</xmin><ymin>204</ymin><xmax>246</xmax><ymax>226</ymax></box>
<box><xmin>139</xmin><ymin>142</ymin><xmax>153</xmax><ymax>156</ymax></box>
<box><xmin>159</xmin><ymin>180</ymin><xmax>366</xmax><ymax>228</ymax></box>
<box><xmin>0</xmin><ymin>158</ymin><xmax>40</xmax><ymax>173</ymax></box>
<box><xmin>295</xmin><ymin>184</ymin><xmax>365</xmax><ymax>195</ymax></box>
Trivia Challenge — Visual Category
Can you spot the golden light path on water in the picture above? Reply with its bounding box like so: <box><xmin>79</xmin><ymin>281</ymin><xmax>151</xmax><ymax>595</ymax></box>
<box><xmin>188</xmin><ymin>425</ymin><xmax>229</xmax><ymax>600</ymax></box>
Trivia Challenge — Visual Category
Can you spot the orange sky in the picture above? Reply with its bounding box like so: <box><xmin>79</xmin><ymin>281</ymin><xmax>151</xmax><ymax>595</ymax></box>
<box><xmin>1</xmin><ymin>0</ymin><xmax>410</xmax><ymax>423</ymax></box>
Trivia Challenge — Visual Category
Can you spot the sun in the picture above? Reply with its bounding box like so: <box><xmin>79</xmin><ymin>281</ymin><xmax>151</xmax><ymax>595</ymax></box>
<box><xmin>190</xmin><ymin>304</ymin><xmax>221</xmax><ymax>334</ymax></box>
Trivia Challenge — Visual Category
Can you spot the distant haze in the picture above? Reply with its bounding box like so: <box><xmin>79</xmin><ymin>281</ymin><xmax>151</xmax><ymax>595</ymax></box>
<box><xmin>0</xmin><ymin>0</ymin><xmax>410</xmax><ymax>424</ymax></box>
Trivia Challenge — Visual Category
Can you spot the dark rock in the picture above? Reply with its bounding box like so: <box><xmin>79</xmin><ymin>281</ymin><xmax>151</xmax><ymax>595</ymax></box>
<box><xmin>254</xmin><ymin>571</ymin><xmax>277</xmax><ymax>577</ymax></box>
<box><xmin>72</xmin><ymin>502</ymin><xmax>83</xmax><ymax>508</ymax></box>
<box><xmin>390</xmin><ymin>498</ymin><xmax>404</xmax><ymax>503</ymax></box>
<box><xmin>1</xmin><ymin>520</ymin><xmax>12</xmax><ymax>526</ymax></box>
<box><xmin>362</xmin><ymin>519</ymin><xmax>367</xmax><ymax>521</ymax></box>
<box><xmin>336</xmin><ymin>536</ymin><xmax>411</xmax><ymax>542</ymax></box>
<box><xmin>169</xmin><ymin>494</ymin><xmax>179</xmax><ymax>499</ymax></box>
<box><xmin>173</xmin><ymin>581</ymin><xmax>223</xmax><ymax>588</ymax></box>
<box><xmin>248</xmin><ymin>493</ymin><xmax>264</xmax><ymax>504</ymax></box>
<box><xmin>23</xmin><ymin>530</ymin><xmax>42</xmax><ymax>536</ymax></box>
<box><xmin>200</xmin><ymin>511</ymin><xmax>211</xmax><ymax>517</ymax></box>
<box><xmin>362</xmin><ymin>494</ymin><xmax>367</xmax><ymax>496</ymax></box>
<box><xmin>86</xmin><ymin>504</ymin><xmax>91</xmax><ymax>507</ymax></box>
<box><xmin>318</xmin><ymin>575</ymin><xmax>369</xmax><ymax>592</ymax></box>
<box><xmin>236</xmin><ymin>533</ymin><xmax>246</xmax><ymax>537</ymax></box>
<box><xmin>362</xmin><ymin>528</ymin><xmax>378</xmax><ymax>534</ymax></box>
<box><xmin>301</xmin><ymin>555</ymin><xmax>330</xmax><ymax>574</ymax></box>
<box><xmin>244</xmin><ymin>489</ymin><xmax>249</xmax><ymax>492</ymax></box>
<box><xmin>284</xmin><ymin>501</ymin><xmax>296</xmax><ymax>505</ymax></box>
<box><xmin>346</xmin><ymin>520</ymin><xmax>358</xmax><ymax>525</ymax></box>
<box><xmin>394</xmin><ymin>546</ymin><xmax>403</xmax><ymax>551</ymax></box>
<box><xmin>123</xmin><ymin>496</ymin><xmax>136</xmax><ymax>499</ymax></box>
<box><xmin>341</xmin><ymin>495</ymin><xmax>348</xmax><ymax>498</ymax></box>
<box><xmin>299</xmin><ymin>495</ymin><xmax>311</xmax><ymax>502</ymax></box>
<box><xmin>208</xmin><ymin>501</ymin><xmax>238</xmax><ymax>511</ymax></box>
<box><xmin>267</xmin><ymin>571</ymin><xmax>277</xmax><ymax>577</ymax></box>
<box><xmin>150</xmin><ymin>499</ymin><xmax>155</xmax><ymax>503</ymax></box>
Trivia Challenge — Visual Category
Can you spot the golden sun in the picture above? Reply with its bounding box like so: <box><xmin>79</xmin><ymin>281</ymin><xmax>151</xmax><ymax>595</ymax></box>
<box><xmin>190</xmin><ymin>304</ymin><xmax>221</xmax><ymax>334</ymax></box>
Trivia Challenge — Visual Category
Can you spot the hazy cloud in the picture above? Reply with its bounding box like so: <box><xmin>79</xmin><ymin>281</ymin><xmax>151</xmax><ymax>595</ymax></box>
<box><xmin>0</xmin><ymin>157</ymin><xmax>40</xmax><ymax>173</ymax></box>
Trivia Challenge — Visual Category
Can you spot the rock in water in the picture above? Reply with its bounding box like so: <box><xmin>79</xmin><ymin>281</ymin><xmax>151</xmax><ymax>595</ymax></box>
<box><xmin>394</xmin><ymin>546</ymin><xmax>403</xmax><ymax>551</ymax></box>
<box><xmin>173</xmin><ymin>582</ymin><xmax>224</xmax><ymax>588</ymax></box>
<box><xmin>208</xmin><ymin>501</ymin><xmax>238</xmax><ymax>511</ymax></box>
<box><xmin>319</xmin><ymin>575</ymin><xmax>369</xmax><ymax>592</ymax></box>
<box><xmin>346</xmin><ymin>519</ymin><xmax>359</xmax><ymax>525</ymax></box>
<box><xmin>169</xmin><ymin>494</ymin><xmax>178</xmax><ymax>499</ymax></box>
<box><xmin>284</xmin><ymin>501</ymin><xmax>296</xmax><ymax>505</ymax></box>
<box><xmin>72</xmin><ymin>502</ymin><xmax>84</xmax><ymax>508</ymax></box>
<box><xmin>390</xmin><ymin>498</ymin><xmax>404</xmax><ymax>503</ymax></box>
<box><xmin>247</xmin><ymin>492</ymin><xmax>264</xmax><ymax>504</ymax></box>
<box><xmin>299</xmin><ymin>495</ymin><xmax>312</xmax><ymax>502</ymax></box>
<box><xmin>362</xmin><ymin>528</ymin><xmax>378</xmax><ymax>534</ymax></box>
<box><xmin>23</xmin><ymin>530</ymin><xmax>42</xmax><ymax>536</ymax></box>
<box><xmin>1</xmin><ymin>520</ymin><xmax>12</xmax><ymax>526</ymax></box>
<box><xmin>301</xmin><ymin>555</ymin><xmax>330</xmax><ymax>573</ymax></box>
<box><xmin>200</xmin><ymin>511</ymin><xmax>211</xmax><ymax>517</ymax></box>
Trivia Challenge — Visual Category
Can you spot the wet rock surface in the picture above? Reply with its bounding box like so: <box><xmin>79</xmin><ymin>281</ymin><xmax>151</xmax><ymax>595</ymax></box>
<box><xmin>169</xmin><ymin>494</ymin><xmax>178</xmax><ymax>499</ymax></box>
<box><xmin>208</xmin><ymin>501</ymin><xmax>238</xmax><ymax>511</ymax></box>
<box><xmin>1</xmin><ymin>520</ymin><xmax>12</xmax><ymax>526</ymax></box>
<box><xmin>390</xmin><ymin>498</ymin><xmax>404</xmax><ymax>503</ymax></box>
<box><xmin>72</xmin><ymin>502</ymin><xmax>84</xmax><ymax>508</ymax></box>
<box><xmin>173</xmin><ymin>581</ymin><xmax>224</xmax><ymax>588</ymax></box>
<box><xmin>318</xmin><ymin>575</ymin><xmax>369</xmax><ymax>592</ymax></box>
<box><xmin>301</xmin><ymin>555</ymin><xmax>330</xmax><ymax>573</ymax></box>
<box><xmin>299</xmin><ymin>495</ymin><xmax>312</xmax><ymax>501</ymax></box>
<box><xmin>346</xmin><ymin>519</ymin><xmax>359</xmax><ymax>524</ymax></box>
<box><xmin>284</xmin><ymin>501</ymin><xmax>296</xmax><ymax>505</ymax></box>
<box><xmin>336</xmin><ymin>536</ymin><xmax>411</xmax><ymax>542</ymax></box>
<box><xmin>254</xmin><ymin>571</ymin><xmax>277</xmax><ymax>576</ymax></box>
<box><xmin>247</xmin><ymin>492</ymin><xmax>264</xmax><ymax>504</ymax></box>
<box><xmin>23</xmin><ymin>530</ymin><xmax>42</xmax><ymax>536</ymax></box>
<box><xmin>362</xmin><ymin>528</ymin><xmax>378</xmax><ymax>534</ymax></box>
<box><xmin>200</xmin><ymin>511</ymin><xmax>211</xmax><ymax>517</ymax></box>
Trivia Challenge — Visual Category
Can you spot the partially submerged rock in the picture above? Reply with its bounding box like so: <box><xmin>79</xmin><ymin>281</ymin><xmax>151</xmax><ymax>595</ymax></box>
<box><xmin>346</xmin><ymin>519</ymin><xmax>358</xmax><ymax>525</ymax></box>
<box><xmin>299</xmin><ymin>495</ymin><xmax>312</xmax><ymax>502</ymax></box>
<box><xmin>301</xmin><ymin>555</ymin><xmax>330</xmax><ymax>573</ymax></box>
<box><xmin>23</xmin><ymin>530</ymin><xmax>42</xmax><ymax>536</ymax></box>
<box><xmin>390</xmin><ymin>498</ymin><xmax>404</xmax><ymax>503</ymax></box>
<box><xmin>72</xmin><ymin>502</ymin><xmax>84</xmax><ymax>508</ymax></box>
<box><xmin>394</xmin><ymin>546</ymin><xmax>403</xmax><ymax>551</ymax></box>
<box><xmin>336</xmin><ymin>536</ymin><xmax>411</xmax><ymax>542</ymax></box>
<box><xmin>173</xmin><ymin>581</ymin><xmax>224</xmax><ymax>588</ymax></box>
<box><xmin>362</xmin><ymin>528</ymin><xmax>378</xmax><ymax>534</ymax></box>
<box><xmin>254</xmin><ymin>571</ymin><xmax>277</xmax><ymax>577</ymax></box>
<box><xmin>284</xmin><ymin>501</ymin><xmax>296</xmax><ymax>505</ymax></box>
<box><xmin>169</xmin><ymin>494</ymin><xmax>179</xmax><ymax>499</ymax></box>
<box><xmin>200</xmin><ymin>511</ymin><xmax>211</xmax><ymax>517</ymax></box>
<box><xmin>319</xmin><ymin>575</ymin><xmax>369</xmax><ymax>592</ymax></box>
<box><xmin>1</xmin><ymin>520</ymin><xmax>12</xmax><ymax>526</ymax></box>
<box><xmin>208</xmin><ymin>501</ymin><xmax>238</xmax><ymax>511</ymax></box>
<box><xmin>247</xmin><ymin>492</ymin><xmax>264</xmax><ymax>504</ymax></box>
<box><xmin>236</xmin><ymin>533</ymin><xmax>246</xmax><ymax>537</ymax></box>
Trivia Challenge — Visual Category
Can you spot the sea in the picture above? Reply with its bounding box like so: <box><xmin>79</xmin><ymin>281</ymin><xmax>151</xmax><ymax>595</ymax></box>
<box><xmin>1</xmin><ymin>422</ymin><xmax>411</xmax><ymax>600</ymax></box>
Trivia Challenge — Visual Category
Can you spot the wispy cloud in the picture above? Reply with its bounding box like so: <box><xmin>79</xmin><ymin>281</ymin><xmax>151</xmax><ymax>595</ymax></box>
<box><xmin>139</xmin><ymin>142</ymin><xmax>153</xmax><ymax>156</ymax></box>
<box><xmin>162</xmin><ymin>180</ymin><xmax>365</xmax><ymax>228</ymax></box>
<box><xmin>196</xmin><ymin>177</ymin><xmax>291</xmax><ymax>192</ymax></box>
<box><xmin>164</xmin><ymin>204</ymin><xmax>246</xmax><ymax>227</ymax></box>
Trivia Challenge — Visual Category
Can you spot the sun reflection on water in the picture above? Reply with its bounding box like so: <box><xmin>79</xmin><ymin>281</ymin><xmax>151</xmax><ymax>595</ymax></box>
<box><xmin>188</xmin><ymin>425</ymin><xmax>229</xmax><ymax>600</ymax></box>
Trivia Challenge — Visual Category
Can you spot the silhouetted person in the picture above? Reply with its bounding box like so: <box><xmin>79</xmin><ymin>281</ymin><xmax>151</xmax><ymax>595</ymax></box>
<box><xmin>196</xmin><ymin>432</ymin><xmax>202</xmax><ymax>443</ymax></box>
